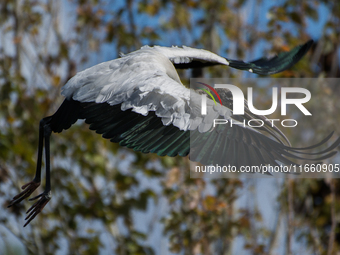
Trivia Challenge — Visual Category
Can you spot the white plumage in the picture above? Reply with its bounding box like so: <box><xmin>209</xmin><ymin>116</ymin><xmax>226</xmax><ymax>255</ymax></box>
<box><xmin>62</xmin><ymin>46</ymin><xmax>231</xmax><ymax>132</ymax></box>
<box><xmin>9</xmin><ymin>40</ymin><xmax>340</xmax><ymax>227</ymax></box>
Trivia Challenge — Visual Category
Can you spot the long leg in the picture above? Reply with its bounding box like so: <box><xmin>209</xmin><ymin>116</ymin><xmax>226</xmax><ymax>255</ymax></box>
<box><xmin>7</xmin><ymin>118</ymin><xmax>49</xmax><ymax>207</ymax></box>
<box><xmin>8</xmin><ymin>99</ymin><xmax>83</xmax><ymax>226</ymax></box>
<box><xmin>8</xmin><ymin>117</ymin><xmax>52</xmax><ymax>226</ymax></box>
<box><xmin>24</xmin><ymin>121</ymin><xmax>52</xmax><ymax>227</ymax></box>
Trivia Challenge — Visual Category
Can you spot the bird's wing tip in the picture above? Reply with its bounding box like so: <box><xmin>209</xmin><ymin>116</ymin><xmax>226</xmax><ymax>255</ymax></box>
<box><xmin>300</xmin><ymin>39</ymin><xmax>314</xmax><ymax>53</ymax></box>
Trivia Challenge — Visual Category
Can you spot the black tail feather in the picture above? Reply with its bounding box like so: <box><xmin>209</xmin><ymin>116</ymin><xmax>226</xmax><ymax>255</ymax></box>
<box><xmin>50</xmin><ymin>98</ymin><xmax>83</xmax><ymax>133</ymax></box>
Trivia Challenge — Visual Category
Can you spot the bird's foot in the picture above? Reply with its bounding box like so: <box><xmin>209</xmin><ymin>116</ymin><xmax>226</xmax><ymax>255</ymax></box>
<box><xmin>24</xmin><ymin>191</ymin><xmax>51</xmax><ymax>227</ymax></box>
<box><xmin>7</xmin><ymin>181</ymin><xmax>41</xmax><ymax>207</ymax></box>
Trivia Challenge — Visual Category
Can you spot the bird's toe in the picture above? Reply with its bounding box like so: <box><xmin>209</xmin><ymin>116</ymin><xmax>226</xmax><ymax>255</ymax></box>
<box><xmin>7</xmin><ymin>181</ymin><xmax>41</xmax><ymax>207</ymax></box>
<box><xmin>24</xmin><ymin>191</ymin><xmax>51</xmax><ymax>227</ymax></box>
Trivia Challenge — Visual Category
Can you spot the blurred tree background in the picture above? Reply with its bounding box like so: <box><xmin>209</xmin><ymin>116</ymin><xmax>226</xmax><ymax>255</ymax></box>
<box><xmin>0</xmin><ymin>0</ymin><xmax>340</xmax><ymax>254</ymax></box>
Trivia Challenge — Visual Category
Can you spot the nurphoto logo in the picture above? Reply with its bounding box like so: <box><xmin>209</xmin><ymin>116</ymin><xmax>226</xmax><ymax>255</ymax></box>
<box><xmin>198</xmin><ymin>82</ymin><xmax>312</xmax><ymax>128</ymax></box>
<box><xmin>199</xmin><ymin>82</ymin><xmax>311</xmax><ymax>116</ymax></box>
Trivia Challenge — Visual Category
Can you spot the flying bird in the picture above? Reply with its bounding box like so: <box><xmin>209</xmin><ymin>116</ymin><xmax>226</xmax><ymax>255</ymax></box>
<box><xmin>8</xmin><ymin>40</ymin><xmax>340</xmax><ymax>226</ymax></box>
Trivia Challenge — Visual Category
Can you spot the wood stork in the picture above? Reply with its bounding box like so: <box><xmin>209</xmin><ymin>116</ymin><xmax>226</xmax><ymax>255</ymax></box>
<box><xmin>8</xmin><ymin>40</ymin><xmax>340</xmax><ymax>226</ymax></box>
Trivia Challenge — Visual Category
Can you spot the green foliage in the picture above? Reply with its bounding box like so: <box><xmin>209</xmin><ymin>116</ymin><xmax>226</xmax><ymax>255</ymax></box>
<box><xmin>0</xmin><ymin>0</ymin><xmax>340</xmax><ymax>254</ymax></box>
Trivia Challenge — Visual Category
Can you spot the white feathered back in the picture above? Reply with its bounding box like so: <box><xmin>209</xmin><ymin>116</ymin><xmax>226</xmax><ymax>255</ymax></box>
<box><xmin>61</xmin><ymin>46</ymin><xmax>233</xmax><ymax>132</ymax></box>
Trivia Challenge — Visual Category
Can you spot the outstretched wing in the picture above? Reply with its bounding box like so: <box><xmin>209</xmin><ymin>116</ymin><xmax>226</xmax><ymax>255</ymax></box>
<box><xmin>58</xmin><ymin>40</ymin><xmax>339</xmax><ymax>169</ymax></box>
<box><xmin>76</xmin><ymin>99</ymin><xmax>339</xmax><ymax>169</ymax></box>
<box><xmin>226</xmin><ymin>40</ymin><xmax>313</xmax><ymax>75</ymax></box>
<box><xmin>151</xmin><ymin>40</ymin><xmax>313</xmax><ymax>75</ymax></box>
